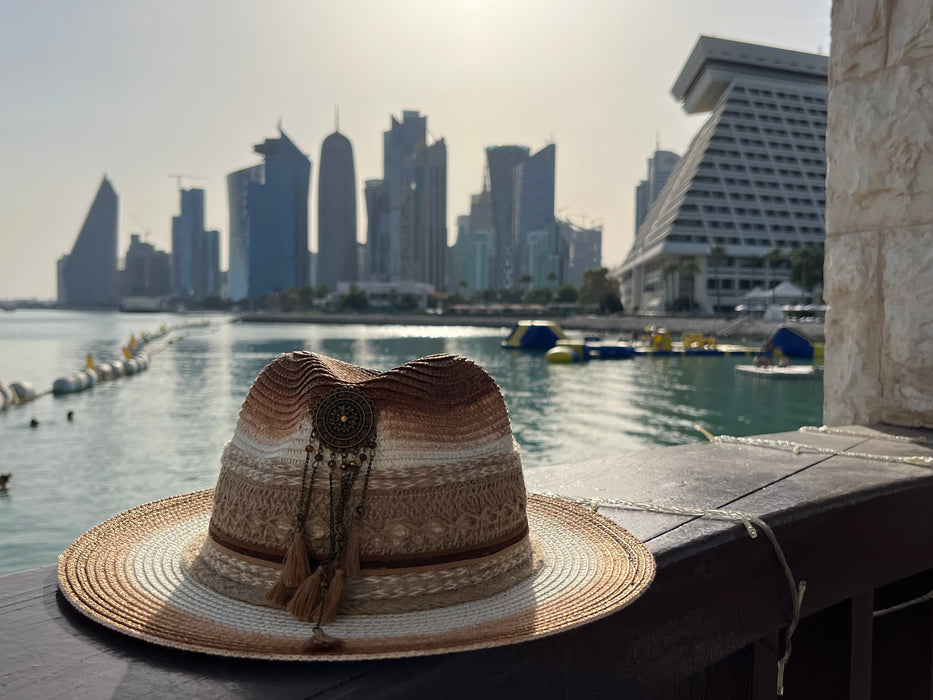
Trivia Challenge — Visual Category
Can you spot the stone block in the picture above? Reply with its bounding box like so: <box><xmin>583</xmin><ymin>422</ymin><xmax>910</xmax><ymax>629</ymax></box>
<box><xmin>823</xmin><ymin>231</ymin><xmax>883</xmax><ymax>425</ymax></box>
<box><xmin>832</xmin><ymin>1</ymin><xmax>933</xmax><ymax>82</ymax></box>
<box><xmin>827</xmin><ymin>62</ymin><xmax>933</xmax><ymax>235</ymax></box>
<box><xmin>831</xmin><ymin>0</ymin><xmax>889</xmax><ymax>83</ymax></box>
<box><xmin>879</xmin><ymin>226</ymin><xmax>933</xmax><ymax>426</ymax></box>
<box><xmin>824</xmin><ymin>305</ymin><xmax>884</xmax><ymax>426</ymax></box>
<box><xmin>887</xmin><ymin>2</ymin><xmax>933</xmax><ymax>68</ymax></box>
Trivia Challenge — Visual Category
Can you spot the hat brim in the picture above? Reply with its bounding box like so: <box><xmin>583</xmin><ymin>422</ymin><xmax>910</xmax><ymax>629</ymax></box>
<box><xmin>58</xmin><ymin>490</ymin><xmax>654</xmax><ymax>660</ymax></box>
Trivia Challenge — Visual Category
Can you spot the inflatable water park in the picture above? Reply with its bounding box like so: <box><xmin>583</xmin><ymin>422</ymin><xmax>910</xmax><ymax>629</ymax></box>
<box><xmin>502</xmin><ymin>320</ymin><xmax>824</xmax><ymax>365</ymax></box>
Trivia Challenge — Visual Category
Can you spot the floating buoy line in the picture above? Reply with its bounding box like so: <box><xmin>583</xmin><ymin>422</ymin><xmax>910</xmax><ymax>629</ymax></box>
<box><xmin>0</xmin><ymin>320</ymin><xmax>211</xmax><ymax>411</ymax></box>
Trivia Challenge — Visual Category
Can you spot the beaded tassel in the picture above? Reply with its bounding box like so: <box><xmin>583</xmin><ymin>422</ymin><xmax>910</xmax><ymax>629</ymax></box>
<box><xmin>267</xmin><ymin>528</ymin><xmax>313</xmax><ymax>606</ymax></box>
<box><xmin>320</xmin><ymin>568</ymin><xmax>345</xmax><ymax>624</ymax></box>
<box><xmin>286</xmin><ymin>564</ymin><xmax>324</xmax><ymax>621</ymax></box>
<box><xmin>304</xmin><ymin>626</ymin><xmax>340</xmax><ymax>651</ymax></box>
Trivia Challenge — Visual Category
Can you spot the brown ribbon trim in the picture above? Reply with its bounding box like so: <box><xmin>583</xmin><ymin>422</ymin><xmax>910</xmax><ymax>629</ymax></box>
<box><xmin>208</xmin><ymin>521</ymin><xmax>529</xmax><ymax>570</ymax></box>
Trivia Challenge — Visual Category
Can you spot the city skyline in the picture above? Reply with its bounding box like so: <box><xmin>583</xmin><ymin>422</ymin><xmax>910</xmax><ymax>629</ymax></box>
<box><xmin>0</xmin><ymin>0</ymin><xmax>830</xmax><ymax>299</ymax></box>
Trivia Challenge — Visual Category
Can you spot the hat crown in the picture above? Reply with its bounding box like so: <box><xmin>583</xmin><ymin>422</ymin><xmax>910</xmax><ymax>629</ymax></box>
<box><xmin>197</xmin><ymin>352</ymin><xmax>532</xmax><ymax>615</ymax></box>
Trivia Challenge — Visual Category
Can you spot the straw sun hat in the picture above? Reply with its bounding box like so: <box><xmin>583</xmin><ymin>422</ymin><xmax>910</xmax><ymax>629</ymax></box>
<box><xmin>59</xmin><ymin>351</ymin><xmax>654</xmax><ymax>660</ymax></box>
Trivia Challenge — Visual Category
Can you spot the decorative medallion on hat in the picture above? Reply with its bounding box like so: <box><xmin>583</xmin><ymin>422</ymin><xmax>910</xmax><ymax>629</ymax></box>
<box><xmin>313</xmin><ymin>387</ymin><xmax>377</xmax><ymax>451</ymax></box>
<box><xmin>58</xmin><ymin>351</ymin><xmax>655</xmax><ymax>660</ymax></box>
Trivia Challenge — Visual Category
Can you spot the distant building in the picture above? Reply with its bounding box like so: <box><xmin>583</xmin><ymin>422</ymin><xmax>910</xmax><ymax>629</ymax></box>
<box><xmin>558</xmin><ymin>219</ymin><xmax>602</xmax><ymax>288</ymax></box>
<box><xmin>226</xmin><ymin>165</ymin><xmax>263</xmax><ymax>302</ymax></box>
<box><xmin>363</xmin><ymin>179</ymin><xmax>387</xmax><ymax>283</ymax></box>
<box><xmin>447</xmin><ymin>215</ymin><xmax>469</xmax><ymax>293</ymax></box>
<box><xmin>486</xmin><ymin>145</ymin><xmax>529</xmax><ymax>290</ymax></box>
<box><xmin>57</xmin><ymin>176</ymin><xmax>118</xmax><ymax>307</ymax></box>
<box><xmin>375</xmin><ymin>111</ymin><xmax>427</xmax><ymax>282</ymax></box>
<box><xmin>171</xmin><ymin>189</ymin><xmax>221</xmax><ymax>300</ymax></box>
<box><xmin>402</xmin><ymin>138</ymin><xmax>447</xmax><ymax>290</ymax></box>
<box><xmin>469</xmin><ymin>184</ymin><xmax>492</xmax><ymax>234</ymax></box>
<box><xmin>204</xmin><ymin>229</ymin><xmax>221</xmax><ymax>298</ymax></box>
<box><xmin>122</xmin><ymin>234</ymin><xmax>171</xmax><ymax>298</ymax></box>
<box><xmin>227</xmin><ymin>128</ymin><xmax>311</xmax><ymax>300</ymax></box>
<box><xmin>634</xmin><ymin>150</ymin><xmax>680</xmax><ymax>233</ymax></box>
<box><xmin>171</xmin><ymin>188</ymin><xmax>203</xmax><ymax>297</ymax></box>
<box><xmin>366</xmin><ymin>111</ymin><xmax>446</xmax><ymax>289</ymax></box>
<box><xmin>317</xmin><ymin>128</ymin><xmax>358</xmax><ymax>290</ymax></box>
<box><xmin>336</xmin><ymin>280</ymin><xmax>434</xmax><ymax>312</ymax></box>
<box><xmin>452</xmin><ymin>185</ymin><xmax>494</xmax><ymax>295</ymax></box>
<box><xmin>459</xmin><ymin>229</ymin><xmax>491</xmax><ymax>295</ymax></box>
<box><xmin>618</xmin><ymin>36</ymin><xmax>828</xmax><ymax>313</ymax></box>
<box><xmin>515</xmin><ymin>144</ymin><xmax>558</xmax><ymax>288</ymax></box>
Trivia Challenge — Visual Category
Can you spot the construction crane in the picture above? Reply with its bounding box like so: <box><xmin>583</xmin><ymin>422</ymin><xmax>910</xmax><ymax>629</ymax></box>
<box><xmin>167</xmin><ymin>173</ymin><xmax>206</xmax><ymax>190</ymax></box>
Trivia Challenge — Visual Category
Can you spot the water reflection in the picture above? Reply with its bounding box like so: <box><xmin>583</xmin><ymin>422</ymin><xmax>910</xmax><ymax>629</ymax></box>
<box><xmin>0</xmin><ymin>312</ymin><xmax>823</xmax><ymax>576</ymax></box>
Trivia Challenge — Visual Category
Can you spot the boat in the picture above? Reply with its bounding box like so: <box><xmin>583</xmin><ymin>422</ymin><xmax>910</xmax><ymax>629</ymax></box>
<box><xmin>735</xmin><ymin>364</ymin><xmax>824</xmax><ymax>380</ymax></box>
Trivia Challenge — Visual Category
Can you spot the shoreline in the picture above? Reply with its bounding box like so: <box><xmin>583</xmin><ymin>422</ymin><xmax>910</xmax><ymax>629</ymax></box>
<box><xmin>237</xmin><ymin>312</ymin><xmax>824</xmax><ymax>344</ymax></box>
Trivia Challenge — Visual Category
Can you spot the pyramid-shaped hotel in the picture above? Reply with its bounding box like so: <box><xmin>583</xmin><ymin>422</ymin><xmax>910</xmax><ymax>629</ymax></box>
<box><xmin>618</xmin><ymin>37</ymin><xmax>828</xmax><ymax>314</ymax></box>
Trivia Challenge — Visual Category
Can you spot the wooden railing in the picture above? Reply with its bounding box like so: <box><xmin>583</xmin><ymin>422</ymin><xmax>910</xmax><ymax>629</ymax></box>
<box><xmin>2</xmin><ymin>424</ymin><xmax>932</xmax><ymax>699</ymax></box>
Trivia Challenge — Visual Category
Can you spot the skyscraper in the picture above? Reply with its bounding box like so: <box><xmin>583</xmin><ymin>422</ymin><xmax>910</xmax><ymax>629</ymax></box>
<box><xmin>203</xmin><ymin>229</ymin><xmax>221</xmax><ymax>298</ymax></box>
<box><xmin>123</xmin><ymin>234</ymin><xmax>171</xmax><ymax>298</ymax></box>
<box><xmin>379</xmin><ymin>111</ymin><xmax>426</xmax><ymax>282</ymax></box>
<box><xmin>57</xmin><ymin>176</ymin><xmax>118</xmax><ymax>307</ymax></box>
<box><xmin>364</xmin><ymin>179</ymin><xmax>387</xmax><ymax>281</ymax></box>
<box><xmin>453</xmin><ymin>184</ymin><xmax>494</xmax><ymax>295</ymax></box>
<box><xmin>227</xmin><ymin>165</ymin><xmax>263</xmax><ymax>302</ymax></box>
<box><xmin>366</xmin><ymin>111</ymin><xmax>447</xmax><ymax>288</ymax></box>
<box><xmin>486</xmin><ymin>145</ymin><xmax>529</xmax><ymax>290</ymax></box>
<box><xmin>634</xmin><ymin>150</ymin><xmax>680</xmax><ymax>234</ymax></box>
<box><xmin>558</xmin><ymin>219</ymin><xmax>602</xmax><ymax>288</ymax></box>
<box><xmin>171</xmin><ymin>188</ymin><xmax>204</xmax><ymax>297</ymax></box>
<box><xmin>402</xmin><ymin>138</ymin><xmax>447</xmax><ymax>290</ymax></box>
<box><xmin>515</xmin><ymin>144</ymin><xmax>557</xmax><ymax>288</ymax></box>
<box><xmin>618</xmin><ymin>36</ymin><xmax>827</xmax><ymax>313</ymax></box>
<box><xmin>317</xmin><ymin>128</ymin><xmax>358</xmax><ymax>290</ymax></box>
<box><xmin>227</xmin><ymin>128</ymin><xmax>311</xmax><ymax>300</ymax></box>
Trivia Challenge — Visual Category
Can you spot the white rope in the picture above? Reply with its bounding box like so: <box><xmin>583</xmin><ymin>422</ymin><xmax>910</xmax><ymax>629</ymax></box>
<box><xmin>800</xmin><ymin>425</ymin><xmax>933</xmax><ymax>447</ymax></box>
<box><xmin>873</xmin><ymin>589</ymin><xmax>933</xmax><ymax>617</ymax></box>
<box><xmin>545</xmin><ymin>493</ymin><xmax>805</xmax><ymax>695</ymax></box>
<box><xmin>713</xmin><ymin>434</ymin><xmax>933</xmax><ymax>467</ymax></box>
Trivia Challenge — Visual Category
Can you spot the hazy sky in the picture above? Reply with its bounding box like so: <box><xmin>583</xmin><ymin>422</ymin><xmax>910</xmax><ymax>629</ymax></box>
<box><xmin>0</xmin><ymin>0</ymin><xmax>830</xmax><ymax>299</ymax></box>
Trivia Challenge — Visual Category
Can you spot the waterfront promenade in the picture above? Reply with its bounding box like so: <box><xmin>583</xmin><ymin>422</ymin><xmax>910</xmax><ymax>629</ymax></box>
<box><xmin>239</xmin><ymin>312</ymin><xmax>824</xmax><ymax>344</ymax></box>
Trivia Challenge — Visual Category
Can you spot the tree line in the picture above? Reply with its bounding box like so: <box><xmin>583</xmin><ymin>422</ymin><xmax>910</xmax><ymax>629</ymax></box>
<box><xmin>248</xmin><ymin>267</ymin><xmax>624</xmax><ymax>315</ymax></box>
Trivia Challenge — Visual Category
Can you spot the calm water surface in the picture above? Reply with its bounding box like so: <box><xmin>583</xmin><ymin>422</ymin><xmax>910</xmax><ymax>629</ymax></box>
<box><xmin>0</xmin><ymin>310</ymin><xmax>823</xmax><ymax>575</ymax></box>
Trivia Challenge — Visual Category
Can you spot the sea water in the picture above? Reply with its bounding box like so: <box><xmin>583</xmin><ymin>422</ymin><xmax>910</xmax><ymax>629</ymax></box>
<box><xmin>0</xmin><ymin>310</ymin><xmax>822</xmax><ymax>575</ymax></box>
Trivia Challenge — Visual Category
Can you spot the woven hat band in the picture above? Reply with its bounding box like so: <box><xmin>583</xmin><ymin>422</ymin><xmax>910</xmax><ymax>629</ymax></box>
<box><xmin>209</xmin><ymin>455</ymin><xmax>528</xmax><ymax>559</ymax></box>
<box><xmin>188</xmin><ymin>529</ymin><xmax>539</xmax><ymax>614</ymax></box>
<box><xmin>208</xmin><ymin>521</ymin><xmax>530</xmax><ymax>570</ymax></box>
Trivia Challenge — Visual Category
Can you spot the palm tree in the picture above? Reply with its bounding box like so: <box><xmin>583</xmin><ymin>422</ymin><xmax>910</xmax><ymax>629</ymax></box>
<box><xmin>679</xmin><ymin>259</ymin><xmax>701</xmax><ymax>313</ymax></box>
<box><xmin>708</xmin><ymin>245</ymin><xmax>726</xmax><ymax>313</ymax></box>
<box><xmin>763</xmin><ymin>246</ymin><xmax>784</xmax><ymax>293</ymax></box>
<box><xmin>518</xmin><ymin>274</ymin><xmax>533</xmax><ymax>293</ymax></box>
<box><xmin>661</xmin><ymin>262</ymin><xmax>680</xmax><ymax>312</ymax></box>
<box><xmin>790</xmin><ymin>245</ymin><xmax>824</xmax><ymax>292</ymax></box>
<box><xmin>546</xmin><ymin>271</ymin><xmax>558</xmax><ymax>289</ymax></box>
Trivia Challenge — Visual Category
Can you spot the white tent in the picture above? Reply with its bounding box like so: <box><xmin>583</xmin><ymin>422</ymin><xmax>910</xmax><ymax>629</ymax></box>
<box><xmin>737</xmin><ymin>281</ymin><xmax>809</xmax><ymax>313</ymax></box>
<box><xmin>742</xmin><ymin>281</ymin><xmax>808</xmax><ymax>303</ymax></box>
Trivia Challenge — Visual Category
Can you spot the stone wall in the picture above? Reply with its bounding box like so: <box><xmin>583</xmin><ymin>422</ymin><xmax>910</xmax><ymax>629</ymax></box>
<box><xmin>825</xmin><ymin>0</ymin><xmax>933</xmax><ymax>427</ymax></box>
